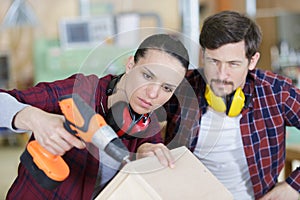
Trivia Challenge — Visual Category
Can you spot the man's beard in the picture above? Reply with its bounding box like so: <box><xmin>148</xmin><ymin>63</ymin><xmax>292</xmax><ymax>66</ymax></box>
<box><xmin>210</xmin><ymin>79</ymin><xmax>234</xmax><ymax>97</ymax></box>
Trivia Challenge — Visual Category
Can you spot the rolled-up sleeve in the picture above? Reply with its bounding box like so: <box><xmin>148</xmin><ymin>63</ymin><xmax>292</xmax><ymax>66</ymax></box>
<box><xmin>0</xmin><ymin>92</ymin><xmax>29</xmax><ymax>132</ymax></box>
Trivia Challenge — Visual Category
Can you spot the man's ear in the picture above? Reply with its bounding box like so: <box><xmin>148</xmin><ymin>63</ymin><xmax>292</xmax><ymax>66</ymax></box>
<box><xmin>125</xmin><ymin>56</ymin><xmax>135</xmax><ymax>73</ymax></box>
<box><xmin>199</xmin><ymin>48</ymin><xmax>205</xmax><ymax>66</ymax></box>
<box><xmin>248</xmin><ymin>52</ymin><xmax>260</xmax><ymax>70</ymax></box>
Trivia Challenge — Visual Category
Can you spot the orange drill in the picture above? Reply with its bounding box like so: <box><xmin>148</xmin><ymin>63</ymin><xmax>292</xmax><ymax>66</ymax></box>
<box><xmin>21</xmin><ymin>94</ymin><xmax>130</xmax><ymax>190</ymax></box>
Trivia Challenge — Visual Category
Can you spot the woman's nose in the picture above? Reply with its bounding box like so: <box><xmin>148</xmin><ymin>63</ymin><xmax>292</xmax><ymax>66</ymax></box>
<box><xmin>147</xmin><ymin>83</ymin><xmax>160</xmax><ymax>99</ymax></box>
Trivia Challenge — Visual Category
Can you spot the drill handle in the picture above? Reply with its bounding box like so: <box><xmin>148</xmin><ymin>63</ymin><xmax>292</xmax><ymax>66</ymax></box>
<box><xmin>59</xmin><ymin>94</ymin><xmax>130</xmax><ymax>163</ymax></box>
<box><xmin>63</xmin><ymin>120</ymin><xmax>77</xmax><ymax>135</ymax></box>
<box><xmin>59</xmin><ymin>94</ymin><xmax>105</xmax><ymax>142</ymax></box>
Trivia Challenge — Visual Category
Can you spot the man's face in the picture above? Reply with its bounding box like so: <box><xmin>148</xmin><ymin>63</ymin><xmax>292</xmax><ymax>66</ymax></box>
<box><xmin>203</xmin><ymin>40</ymin><xmax>257</xmax><ymax>97</ymax></box>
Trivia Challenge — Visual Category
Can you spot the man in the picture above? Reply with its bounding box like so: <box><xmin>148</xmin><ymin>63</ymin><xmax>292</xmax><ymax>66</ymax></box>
<box><xmin>164</xmin><ymin>11</ymin><xmax>300</xmax><ymax>200</ymax></box>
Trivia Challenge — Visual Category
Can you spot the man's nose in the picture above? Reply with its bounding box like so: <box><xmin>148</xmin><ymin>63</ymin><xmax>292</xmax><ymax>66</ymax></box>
<box><xmin>218</xmin><ymin>63</ymin><xmax>229</xmax><ymax>79</ymax></box>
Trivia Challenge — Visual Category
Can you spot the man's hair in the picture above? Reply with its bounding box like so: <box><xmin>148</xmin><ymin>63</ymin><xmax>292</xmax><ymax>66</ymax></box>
<box><xmin>134</xmin><ymin>34</ymin><xmax>190</xmax><ymax>70</ymax></box>
<box><xmin>199</xmin><ymin>10</ymin><xmax>262</xmax><ymax>61</ymax></box>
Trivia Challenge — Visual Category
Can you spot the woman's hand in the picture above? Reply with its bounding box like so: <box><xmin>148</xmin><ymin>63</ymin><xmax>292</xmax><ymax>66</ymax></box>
<box><xmin>136</xmin><ymin>143</ymin><xmax>175</xmax><ymax>168</ymax></box>
<box><xmin>14</xmin><ymin>106</ymin><xmax>85</xmax><ymax>155</ymax></box>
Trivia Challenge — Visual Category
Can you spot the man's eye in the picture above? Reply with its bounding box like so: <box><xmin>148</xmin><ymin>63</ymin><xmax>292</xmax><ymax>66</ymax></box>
<box><xmin>143</xmin><ymin>73</ymin><xmax>152</xmax><ymax>80</ymax></box>
<box><xmin>229</xmin><ymin>62</ymin><xmax>240</xmax><ymax>68</ymax></box>
<box><xmin>207</xmin><ymin>59</ymin><xmax>218</xmax><ymax>65</ymax></box>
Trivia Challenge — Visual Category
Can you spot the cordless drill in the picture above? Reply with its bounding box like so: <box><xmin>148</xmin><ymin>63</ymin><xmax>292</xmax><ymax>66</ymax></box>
<box><xmin>20</xmin><ymin>94</ymin><xmax>130</xmax><ymax>190</ymax></box>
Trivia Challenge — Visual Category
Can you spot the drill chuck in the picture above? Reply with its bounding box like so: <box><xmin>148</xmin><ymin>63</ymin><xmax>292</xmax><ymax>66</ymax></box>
<box><xmin>92</xmin><ymin>125</ymin><xmax>130</xmax><ymax>163</ymax></box>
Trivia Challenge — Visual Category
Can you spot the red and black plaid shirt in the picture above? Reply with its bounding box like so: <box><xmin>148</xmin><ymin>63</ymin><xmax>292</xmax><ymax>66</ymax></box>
<box><xmin>164</xmin><ymin>69</ymin><xmax>300</xmax><ymax>199</ymax></box>
<box><xmin>3</xmin><ymin>73</ymin><xmax>162</xmax><ymax>200</ymax></box>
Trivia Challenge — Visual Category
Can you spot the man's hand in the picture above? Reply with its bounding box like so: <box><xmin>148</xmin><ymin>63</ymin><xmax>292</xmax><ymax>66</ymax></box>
<box><xmin>14</xmin><ymin>106</ymin><xmax>85</xmax><ymax>155</ymax></box>
<box><xmin>258</xmin><ymin>182</ymin><xmax>299</xmax><ymax>200</ymax></box>
<box><xmin>136</xmin><ymin>143</ymin><xmax>175</xmax><ymax>168</ymax></box>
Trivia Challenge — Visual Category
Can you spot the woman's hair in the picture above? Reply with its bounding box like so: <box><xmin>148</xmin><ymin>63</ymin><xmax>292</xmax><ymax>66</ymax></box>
<box><xmin>199</xmin><ymin>10</ymin><xmax>262</xmax><ymax>61</ymax></box>
<box><xmin>134</xmin><ymin>34</ymin><xmax>190</xmax><ymax>70</ymax></box>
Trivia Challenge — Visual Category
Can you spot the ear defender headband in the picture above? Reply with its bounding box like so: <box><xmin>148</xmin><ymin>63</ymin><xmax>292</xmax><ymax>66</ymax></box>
<box><xmin>106</xmin><ymin>75</ymin><xmax>151</xmax><ymax>138</ymax></box>
<box><xmin>205</xmin><ymin>85</ymin><xmax>245</xmax><ymax>117</ymax></box>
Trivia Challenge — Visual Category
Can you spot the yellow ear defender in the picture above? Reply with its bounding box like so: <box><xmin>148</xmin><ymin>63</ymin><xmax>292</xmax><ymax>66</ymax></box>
<box><xmin>205</xmin><ymin>85</ymin><xmax>245</xmax><ymax>117</ymax></box>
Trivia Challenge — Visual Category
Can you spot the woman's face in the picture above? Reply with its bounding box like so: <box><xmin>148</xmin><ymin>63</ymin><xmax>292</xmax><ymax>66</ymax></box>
<box><xmin>125</xmin><ymin>49</ymin><xmax>186</xmax><ymax>114</ymax></box>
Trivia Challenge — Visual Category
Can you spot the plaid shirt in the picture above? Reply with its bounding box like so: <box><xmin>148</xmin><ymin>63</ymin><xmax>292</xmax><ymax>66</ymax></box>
<box><xmin>164</xmin><ymin>69</ymin><xmax>300</xmax><ymax>199</ymax></box>
<box><xmin>3</xmin><ymin>73</ymin><xmax>162</xmax><ymax>200</ymax></box>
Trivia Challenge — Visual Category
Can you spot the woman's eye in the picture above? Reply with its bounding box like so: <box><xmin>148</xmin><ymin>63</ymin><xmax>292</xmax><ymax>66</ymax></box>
<box><xmin>162</xmin><ymin>85</ymin><xmax>173</xmax><ymax>93</ymax></box>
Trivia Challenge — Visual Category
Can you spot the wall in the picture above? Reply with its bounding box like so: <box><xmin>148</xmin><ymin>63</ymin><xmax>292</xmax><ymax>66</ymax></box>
<box><xmin>0</xmin><ymin>0</ymin><xmax>180</xmax><ymax>89</ymax></box>
<box><xmin>104</xmin><ymin>0</ymin><xmax>180</xmax><ymax>31</ymax></box>
<box><xmin>0</xmin><ymin>0</ymin><xmax>78</xmax><ymax>89</ymax></box>
<box><xmin>200</xmin><ymin>0</ymin><xmax>300</xmax><ymax>71</ymax></box>
<box><xmin>2</xmin><ymin>0</ymin><xmax>300</xmax><ymax>87</ymax></box>
<box><xmin>256</xmin><ymin>0</ymin><xmax>300</xmax><ymax>70</ymax></box>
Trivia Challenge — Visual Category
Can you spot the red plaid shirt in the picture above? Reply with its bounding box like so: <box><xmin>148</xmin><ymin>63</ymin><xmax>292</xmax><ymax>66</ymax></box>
<box><xmin>3</xmin><ymin>73</ymin><xmax>162</xmax><ymax>200</ymax></box>
<box><xmin>164</xmin><ymin>69</ymin><xmax>300</xmax><ymax>199</ymax></box>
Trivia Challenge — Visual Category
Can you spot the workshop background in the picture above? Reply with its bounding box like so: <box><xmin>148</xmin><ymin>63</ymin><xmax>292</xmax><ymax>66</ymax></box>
<box><xmin>1</xmin><ymin>0</ymin><xmax>300</xmax><ymax>198</ymax></box>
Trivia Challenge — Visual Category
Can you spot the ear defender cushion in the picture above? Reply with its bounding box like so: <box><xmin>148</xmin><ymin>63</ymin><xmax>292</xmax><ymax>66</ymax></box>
<box><xmin>106</xmin><ymin>101</ymin><xmax>150</xmax><ymax>137</ymax></box>
<box><xmin>205</xmin><ymin>85</ymin><xmax>245</xmax><ymax>117</ymax></box>
<box><xmin>205</xmin><ymin>85</ymin><xmax>226</xmax><ymax>113</ymax></box>
<box><xmin>227</xmin><ymin>87</ymin><xmax>245</xmax><ymax>117</ymax></box>
<box><xmin>106</xmin><ymin>101</ymin><xmax>127</xmax><ymax>136</ymax></box>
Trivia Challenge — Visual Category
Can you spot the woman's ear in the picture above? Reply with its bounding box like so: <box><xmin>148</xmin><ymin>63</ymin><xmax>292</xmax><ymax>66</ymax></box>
<box><xmin>125</xmin><ymin>56</ymin><xmax>135</xmax><ymax>73</ymax></box>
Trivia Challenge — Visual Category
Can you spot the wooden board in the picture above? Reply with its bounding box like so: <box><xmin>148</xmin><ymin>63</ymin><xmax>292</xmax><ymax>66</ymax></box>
<box><xmin>96</xmin><ymin>146</ymin><xmax>233</xmax><ymax>200</ymax></box>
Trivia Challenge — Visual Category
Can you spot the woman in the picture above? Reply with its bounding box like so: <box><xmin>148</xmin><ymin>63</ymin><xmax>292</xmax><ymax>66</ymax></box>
<box><xmin>1</xmin><ymin>33</ymin><xmax>189</xmax><ymax>199</ymax></box>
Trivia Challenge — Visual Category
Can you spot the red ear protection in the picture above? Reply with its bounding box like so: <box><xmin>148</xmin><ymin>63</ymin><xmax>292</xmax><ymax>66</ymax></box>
<box><xmin>105</xmin><ymin>75</ymin><xmax>151</xmax><ymax>138</ymax></box>
<box><xmin>106</xmin><ymin>101</ymin><xmax>151</xmax><ymax>138</ymax></box>
<box><xmin>116</xmin><ymin>104</ymin><xmax>150</xmax><ymax>137</ymax></box>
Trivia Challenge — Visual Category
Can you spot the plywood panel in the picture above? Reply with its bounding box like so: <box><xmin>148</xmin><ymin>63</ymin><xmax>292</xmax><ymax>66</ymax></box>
<box><xmin>97</xmin><ymin>146</ymin><xmax>233</xmax><ymax>200</ymax></box>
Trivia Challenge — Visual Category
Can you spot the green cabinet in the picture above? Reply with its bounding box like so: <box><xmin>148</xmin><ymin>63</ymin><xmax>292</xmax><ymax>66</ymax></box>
<box><xmin>33</xmin><ymin>39</ymin><xmax>133</xmax><ymax>84</ymax></box>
